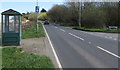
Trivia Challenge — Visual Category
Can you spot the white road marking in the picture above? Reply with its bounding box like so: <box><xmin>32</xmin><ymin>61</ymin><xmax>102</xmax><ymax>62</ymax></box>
<box><xmin>114</xmin><ymin>38</ymin><xmax>117</xmax><ymax>40</ymax></box>
<box><xmin>88</xmin><ymin>42</ymin><xmax>92</xmax><ymax>44</ymax></box>
<box><xmin>105</xmin><ymin>36</ymin><xmax>108</xmax><ymax>38</ymax></box>
<box><xmin>109</xmin><ymin>36</ymin><xmax>113</xmax><ymax>39</ymax></box>
<box><xmin>43</xmin><ymin>25</ymin><xmax>63</xmax><ymax>68</ymax></box>
<box><xmin>60</xmin><ymin>29</ymin><xmax>65</xmax><ymax>32</ymax></box>
<box><xmin>99</xmin><ymin>33</ymin><xmax>104</xmax><ymax>34</ymax></box>
<box><xmin>97</xmin><ymin>46</ymin><xmax>120</xmax><ymax>59</ymax></box>
<box><xmin>55</xmin><ymin>27</ymin><xmax>58</xmax><ymax>28</ymax></box>
<box><xmin>85</xmin><ymin>32</ymin><xmax>88</xmax><ymax>33</ymax></box>
<box><xmin>68</xmin><ymin>33</ymin><xmax>73</xmax><ymax>35</ymax></box>
<box><xmin>69</xmin><ymin>33</ymin><xmax>84</xmax><ymax>41</ymax></box>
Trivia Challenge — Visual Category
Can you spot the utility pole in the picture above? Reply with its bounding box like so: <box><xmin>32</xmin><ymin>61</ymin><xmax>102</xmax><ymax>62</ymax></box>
<box><xmin>118</xmin><ymin>1</ymin><xmax>120</xmax><ymax>29</ymax></box>
<box><xmin>78</xmin><ymin>0</ymin><xmax>82</xmax><ymax>27</ymax></box>
<box><xmin>35</xmin><ymin>0</ymin><xmax>39</xmax><ymax>33</ymax></box>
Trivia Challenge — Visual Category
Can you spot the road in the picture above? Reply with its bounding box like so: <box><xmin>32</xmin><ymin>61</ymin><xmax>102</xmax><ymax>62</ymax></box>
<box><xmin>44</xmin><ymin>24</ymin><xmax>119</xmax><ymax>68</ymax></box>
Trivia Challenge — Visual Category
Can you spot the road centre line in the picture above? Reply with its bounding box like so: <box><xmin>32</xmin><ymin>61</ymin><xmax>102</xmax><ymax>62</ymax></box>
<box><xmin>88</xmin><ymin>42</ymin><xmax>92</xmax><ymax>44</ymax></box>
<box><xmin>69</xmin><ymin>33</ymin><xmax>84</xmax><ymax>41</ymax></box>
<box><xmin>105</xmin><ymin>36</ymin><xmax>108</xmax><ymax>38</ymax></box>
<box><xmin>114</xmin><ymin>38</ymin><xmax>117</xmax><ymax>40</ymax></box>
<box><xmin>55</xmin><ymin>27</ymin><xmax>58</xmax><ymax>28</ymax></box>
<box><xmin>97</xmin><ymin>46</ymin><xmax>120</xmax><ymax>59</ymax></box>
<box><xmin>109</xmin><ymin>36</ymin><xmax>113</xmax><ymax>39</ymax></box>
<box><xmin>60</xmin><ymin>29</ymin><xmax>65</xmax><ymax>32</ymax></box>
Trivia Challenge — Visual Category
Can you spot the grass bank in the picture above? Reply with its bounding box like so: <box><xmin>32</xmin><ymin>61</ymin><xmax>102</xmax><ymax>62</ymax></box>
<box><xmin>0</xmin><ymin>48</ymin><xmax>2</xmax><ymax>69</ymax></box>
<box><xmin>59</xmin><ymin>23</ymin><xmax>120</xmax><ymax>33</ymax></box>
<box><xmin>2</xmin><ymin>47</ymin><xmax>54</xmax><ymax>68</ymax></box>
<box><xmin>22</xmin><ymin>22</ymin><xmax>45</xmax><ymax>39</ymax></box>
<box><xmin>73</xmin><ymin>27</ymin><xmax>120</xmax><ymax>33</ymax></box>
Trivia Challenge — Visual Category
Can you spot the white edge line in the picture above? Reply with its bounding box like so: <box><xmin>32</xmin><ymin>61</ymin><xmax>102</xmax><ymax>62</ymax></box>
<box><xmin>97</xmin><ymin>46</ymin><xmax>120</xmax><ymax>59</ymax></box>
<box><xmin>43</xmin><ymin>24</ymin><xmax>63</xmax><ymax>68</ymax></box>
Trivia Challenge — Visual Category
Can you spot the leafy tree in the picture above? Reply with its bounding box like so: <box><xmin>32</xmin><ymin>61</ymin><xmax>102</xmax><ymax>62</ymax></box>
<box><xmin>101</xmin><ymin>2</ymin><xmax>119</xmax><ymax>27</ymax></box>
<box><xmin>47</xmin><ymin>5</ymin><xmax>68</xmax><ymax>23</ymax></box>
<box><xmin>38</xmin><ymin>13</ymin><xmax>48</xmax><ymax>20</ymax></box>
<box><xmin>47</xmin><ymin>2</ymin><xmax>119</xmax><ymax>28</ymax></box>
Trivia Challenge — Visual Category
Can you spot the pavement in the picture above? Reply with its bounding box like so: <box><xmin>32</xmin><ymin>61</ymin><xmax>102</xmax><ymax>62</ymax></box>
<box><xmin>18</xmin><ymin>37</ymin><xmax>59</xmax><ymax>68</ymax></box>
<box><xmin>44</xmin><ymin>24</ymin><xmax>119</xmax><ymax>68</ymax></box>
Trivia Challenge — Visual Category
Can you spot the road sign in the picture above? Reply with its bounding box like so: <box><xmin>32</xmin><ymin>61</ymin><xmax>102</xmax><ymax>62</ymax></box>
<box><xmin>35</xmin><ymin>6</ymin><xmax>39</xmax><ymax>13</ymax></box>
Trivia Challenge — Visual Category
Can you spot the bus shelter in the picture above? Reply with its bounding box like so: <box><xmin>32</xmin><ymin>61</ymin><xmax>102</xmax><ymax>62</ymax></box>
<box><xmin>1</xmin><ymin>9</ymin><xmax>22</xmax><ymax>46</ymax></box>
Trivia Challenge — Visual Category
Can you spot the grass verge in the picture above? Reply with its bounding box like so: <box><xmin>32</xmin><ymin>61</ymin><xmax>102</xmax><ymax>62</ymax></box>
<box><xmin>22</xmin><ymin>22</ymin><xmax>45</xmax><ymax>39</ymax></box>
<box><xmin>2</xmin><ymin>47</ymin><xmax>54</xmax><ymax>68</ymax></box>
<box><xmin>73</xmin><ymin>27</ymin><xmax>120</xmax><ymax>33</ymax></box>
<box><xmin>59</xmin><ymin>23</ymin><xmax>120</xmax><ymax>33</ymax></box>
<box><xmin>0</xmin><ymin>48</ymin><xmax>2</xmax><ymax>69</ymax></box>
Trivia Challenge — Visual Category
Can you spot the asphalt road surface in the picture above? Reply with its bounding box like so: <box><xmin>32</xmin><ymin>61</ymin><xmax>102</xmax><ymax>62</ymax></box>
<box><xmin>44</xmin><ymin>24</ymin><xmax>119</xmax><ymax>68</ymax></box>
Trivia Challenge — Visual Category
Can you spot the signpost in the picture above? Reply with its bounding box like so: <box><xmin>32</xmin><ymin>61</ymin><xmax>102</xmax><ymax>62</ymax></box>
<box><xmin>35</xmin><ymin>3</ymin><xmax>39</xmax><ymax>33</ymax></box>
<box><xmin>35</xmin><ymin>6</ymin><xmax>39</xmax><ymax>13</ymax></box>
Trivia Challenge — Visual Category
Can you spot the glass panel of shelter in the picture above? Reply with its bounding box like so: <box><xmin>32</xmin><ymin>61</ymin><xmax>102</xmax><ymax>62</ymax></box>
<box><xmin>2</xmin><ymin>15</ymin><xmax>5</xmax><ymax>33</ymax></box>
<box><xmin>9</xmin><ymin>16</ymin><xmax>14</xmax><ymax>32</ymax></box>
<box><xmin>3</xmin><ymin>15</ymin><xmax>19</xmax><ymax>33</ymax></box>
<box><xmin>15</xmin><ymin>16</ymin><xmax>19</xmax><ymax>33</ymax></box>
